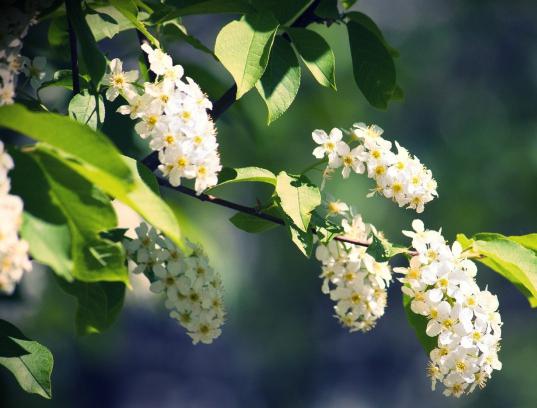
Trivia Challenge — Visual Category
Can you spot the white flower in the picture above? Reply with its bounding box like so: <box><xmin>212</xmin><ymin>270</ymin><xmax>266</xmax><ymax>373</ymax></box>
<box><xmin>311</xmin><ymin>128</ymin><xmax>348</xmax><ymax>167</ymax></box>
<box><xmin>21</xmin><ymin>55</ymin><xmax>46</xmax><ymax>89</ymax></box>
<box><xmin>315</xmin><ymin>207</ymin><xmax>392</xmax><ymax>332</ymax></box>
<box><xmin>141</xmin><ymin>43</ymin><xmax>173</xmax><ymax>76</ymax></box>
<box><xmin>103</xmin><ymin>58</ymin><xmax>138</xmax><ymax>101</ymax></box>
<box><xmin>396</xmin><ymin>219</ymin><xmax>502</xmax><ymax>397</ymax></box>
<box><xmin>125</xmin><ymin>223</ymin><xmax>225</xmax><ymax>345</ymax></box>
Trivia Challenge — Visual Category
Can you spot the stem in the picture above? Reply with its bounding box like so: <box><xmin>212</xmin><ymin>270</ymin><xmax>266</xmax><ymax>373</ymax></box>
<box><xmin>136</xmin><ymin>30</ymin><xmax>156</xmax><ymax>82</ymax></box>
<box><xmin>67</xmin><ymin>19</ymin><xmax>80</xmax><ymax>95</ymax></box>
<box><xmin>300</xmin><ymin>158</ymin><xmax>328</xmax><ymax>175</ymax></box>
<box><xmin>156</xmin><ymin>176</ymin><xmax>370</xmax><ymax>248</ymax></box>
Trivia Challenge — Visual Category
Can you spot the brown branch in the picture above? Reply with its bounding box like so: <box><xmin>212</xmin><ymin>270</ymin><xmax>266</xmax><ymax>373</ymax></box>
<box><xmin>156</xmin><ymin>176</ymin><xmax>371</xmax><ymax>248</ymax></box>
<box><xmin>67</xmin><ymin>19</ymin><xmax>80</xmax><ymax>95</ymax></box>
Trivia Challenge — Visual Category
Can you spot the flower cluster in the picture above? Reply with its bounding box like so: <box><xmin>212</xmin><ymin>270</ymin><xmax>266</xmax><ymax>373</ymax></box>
<box><xmin>395</xmin><ymin>220</ymin><xmax>502</xmax><ymax>397</ymax></box>
<box><xmin>0</xmin><ymin>6</ymin><xmax>38</xmax><ymax>106</ymax></box>
<box><xmin>125</xmin><ymin>223</ymin><xmax>225</xmax><ymax>344</ymax></box>
<box><xmin>0</xmin><ymin>141</ymin><xmax>31</xmax><ymax>294</ymax></box>
<box><xmin>104</xmin><ymin>43</ymin><xmax>221</xmax><ymax>195</ymax></box>
<box><xmin>315</xmin><ymin>206</ymin><xmax>392</xmax><ymax>332</ymax></box>
<box><xmin>311</xmin><ymin>123</ymin><xmax>437</xmax><ymax>213</ymax></box>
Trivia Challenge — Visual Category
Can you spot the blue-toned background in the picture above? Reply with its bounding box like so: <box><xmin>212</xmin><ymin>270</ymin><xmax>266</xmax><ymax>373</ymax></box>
<box><xmin>1</xmin><ymin>0</ymin><xmax>537</xmax><ymax>407</ymax></box>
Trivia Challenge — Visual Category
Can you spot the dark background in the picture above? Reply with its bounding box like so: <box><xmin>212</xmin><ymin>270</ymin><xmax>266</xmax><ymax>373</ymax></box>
<box><xmin>1</xmin><ymin>0</ymin><xmax>537</xmax><ymax>407</ymax></box>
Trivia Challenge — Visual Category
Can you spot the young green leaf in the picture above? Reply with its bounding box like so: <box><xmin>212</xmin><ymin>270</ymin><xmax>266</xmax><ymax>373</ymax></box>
<box><xmin>275</xmin><ymin>171</ymin><xmax>321</xmax><ymax>232</ymax></box>
<box><xmin>48</xmin><ymin>16</ymin><xmax>68</xmax><ymax>47</ymax></box>
<box><xmin>346</xmin><ymin>15</ymin><xmax>396</xmax><ymax>109</ymax></box>
<box><xmin>57</xmin><ymin>279</ymin><xmax>125</xmax><ymax>335</ymax></box>
<box><xmin>365</xmin><ymin>233</ymin><xmax>391</xmax><ymax>262</ymax></box>
<box><xmin>508</xmin><ymin>233</ymin><xmax>537</xmax><ymax>252</ymax></box>
<box><xmin>287</xmin><ymin>28</ymin><xmax>336</xmax><ymax>90</ymax></box>
<box><xmin>9</xmin><ymin>150</ymin><xmax>73</xmax><ymax>282</ymax></box>
<box><xmin>68</xmin><ymin>90</ymin><xmax>105</xmax><ymax>130</ymax></box>
<box><xmin>109</xmin><ymin>0</ymin><xmax>160</xmax><ymax>47</ymax></box>
<box><xmin>287</xmin><ymin>221</ymin><xmax>314</xmax><ymax>257</ymax></box>
<box><xmin>403</xmin><ymin>294</ymin><xmax>437</xmax><ymax>354</ymax></box>
<box><xmin>211</xmin><ymin>166</ymin><xmax>277</xmax><ymax>188</ymax></box>
<box><xmin>457</xmin><ymin>233</ymin><xmax>537</xmax><ymax>307</ymax></box>
<box><xmin>256</xmin><ymin>37</ymin><xmax>301</xmax><ymax>124</ymax></box>
<box><xmin>341</xmin><ymin>0</ymin><xmax>358</xmax><ymax>9</ymax></box>
<box><xmin>214</xmin><ymin>12</ymin><xmax>279</xmax><ymax>99</ymax></box>
<box><xmin>65</xmin><ymin>0</ymin><xmax>107</xmax><ymax>87</ymax></box>
<box><xmin>32</xmin><ymin>147</ymin><xmax>129</xmax><ymax>284</ymax></box>
<box><xmin>0</xmin><ymin>104</ymin><xmax>134</xmax><ymax>191</ymax></box>
<box><xmin>0</xmin><ymin>319</ymin><xmax>53</xmax><ymax>399</ymax></box>
<box><xmin>86</xmin><ymin>9</ymin><xmax>120</xmax><ymax>41</ymax></box>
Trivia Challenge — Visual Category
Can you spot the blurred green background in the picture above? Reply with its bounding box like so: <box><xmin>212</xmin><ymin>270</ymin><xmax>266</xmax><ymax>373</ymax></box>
<box><xmin>1</xmin><ymin>0</ymin><xmax>537</xmax><ymax>407</ymax></box>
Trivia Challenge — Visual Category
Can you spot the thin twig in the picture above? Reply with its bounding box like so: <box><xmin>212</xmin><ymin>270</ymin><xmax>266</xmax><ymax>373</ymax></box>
<box><xmin>156</xmin><ymin>176</ymin><xmax>371</xmax><ymax>248</ymax></box>
<box><xmin>67</xmin><ymin>19</ymin><xmax>80</xmax><ymax>95</ymax></box>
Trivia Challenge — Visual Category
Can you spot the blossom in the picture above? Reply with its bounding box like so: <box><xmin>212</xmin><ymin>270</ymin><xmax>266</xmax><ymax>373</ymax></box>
<box><xmin>125</xmin><ymin>224</ymin><xmax>225</xmax><ymax>345</ymax></box>
<box><xmin>315</xmin><ymin>205</ymin><xmax>392</xmax><ymax>332</ymax></box>
<box><xmin>21</xmin><ymin>56</ymin><xmax>46</xmax><ymax>89</ymax></box>
<box><xmin>311</xmin><ymin>128</ymin><xmax>347</xmax><ymax>167</ymax></box>
<box><xmin>103</xmin><ymin>58</ymin><xmax>138</xmax><ymax>101</ymax></box>
<box><xmin>111</xmin><ymin>45</ymin><xmax>222</xmax><ymax>195</ymax></box>
<box><xmin>395</xmin><ymin>219</ymin><xmax>502</xmax><ymax>397</ymax></box>
<box><xmin>311</xmin><ymin>122</ymin><xmax>438</xmax><ymax>213</ymax></box>
<box><xmin>0</xmin><ymin>141</ymin><xmax>32</xmax><ymax>295</ymax></box>
<box><xmin>141</xmin><ymin>42</ymin><xmax>173</xmax><ymax>76</ymax></box>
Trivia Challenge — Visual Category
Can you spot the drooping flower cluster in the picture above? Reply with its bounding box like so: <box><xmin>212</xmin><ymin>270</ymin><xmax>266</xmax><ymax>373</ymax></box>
<box><xmin>104</xmin><ymin>43</ymin><xmax>221</xmax><ymax>195</ymax></box>
<box><xmin>0</xmin><ymin>6</ymin><xmax>38</xmax><ymax>106</ymax></box>
<box><xmin>395</xmin><ymin>220</ymin><xmax>502</xmax><ymax>397</ymax></box>
<box><xmin>0</xmin><ymin>141</ymin><xmax>31</xmax><ymax>294</ymax></box>
<box><xmin>311</xmin><ymin>123</ymin><xmax>438</xmax><ymax>213</ymax></box>
<box><xmin>124</xmin><ymin>223</ymin><xmax>225</xmax><ymax>344</ymax></box>
<box><xmin>315</xmin><ymin>205</ymin><xmax>392</xmax><ymax>332</ymax></box>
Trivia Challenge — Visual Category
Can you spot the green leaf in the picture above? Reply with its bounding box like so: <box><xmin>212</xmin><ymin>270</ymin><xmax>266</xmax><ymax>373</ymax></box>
<box><xmin>287</xmin><ymin>221</ymin><xmax>314</xmax><ymax>257</ymax></box>
<box><xmin>212</xmin><ymin>166</ymin><xmax>277</xmax><ymax>188</ymax></box>
<box><xmin>457</xmin><ymin>233</ymin><xmax>537</xmax><ymax>307</ymax></box>
<box><xmin>161</xmin><ymin>20</ymin><xmax>217</xmax><ymax>59</ymax></box>
<box><xmin>0</xmin><ymin>105</ymin><xmax>181</xmax><ymax>250</ymax></box>
<box><xmin>214</xmin><ymin>12</ymin><xmax>279</xmax><ymax>99</ymax></box>
<box><xmin>341</xmin><ymin>0</ymin><xmax>358</xmax><ymax>9</ymax></box>
<box><xmin>163</xmin><ymin>0</ymin><xmax>254</xmax><ymax>16</ymax></box>
<box><xmin>310</xmin><ymin>211</ymin><xmax>344</xmax><ymax>243</ymax></box>
<box><xmin>38</xmin><ymin>69</ymin><xmax>89</xmax><ymax>92</ymax></box>
<box><xmin>0</xmin><ymin>104</ymin><xmax>134</xmax><ymax>192</ymax></box>
<box><xmin>346</xmin><ymin>15</ymin><xmax>396</xmax><ymax>109</ymax></box>
<box><xmin>275</xmin><ymin>171</ymin><xmax>321</xmax><ymax>232</ymax></box>
<box><xmin>229</xmin><ymin>212</ymin><xmax>279</xmax><ymax>233</ymax></box>
<box><xmin>57</xmin><ymin>279</ymin><xmax>125</xmax><ymax>335</ymax></box>
<box><xmin>250</xmin><ymin>0</ymin><xmax>313</xmax><ymax>24</ymax></box>
<box><xmin>86</xmin><ymin>8</ymin><xmax>120</xmax><ymax>41</ymax></box>
<box><xmin>9</xmin><ymin>149</ymin><xmax>73</xmax><ymax>282</ymax></box>
<box><xmin>109</xmin><ymin>0</ymin><xmax>160</xmax><ymax>47</ymax></box>
<box><xmin>315</xmin><ymin>0</ymin><xmax>339</xmax><ymax>20</ymax></box>
<box><xmin>256</xmin><ymin>37</ymin><xmax>301</xmax><ymax>124</ymax></box>
<box><xmin>403</xmin><ymin>294</ymin><xmax>437</xmax><ymax>354</ymax></box>
<box><xmin>48</xmin><ymin>16</ymin><xmax>68</xmax><ymax>47</ymax></box>
<box><xmin>0</xmin><ymin>319</ymin><xmax>53</xmax><ymax>399</ymax></box>
<box><xmin>68</xmin><ymin>90</ymin><xmax>105</xmax><ymax>130</ymax></box>
<box><xmin>65</xmin><ymin>0</ymin><xmax>107</xmax><ymax>87</ymax></box>
<box><xmin>508</xmin><ymin>233</ymin><xmax>537</xmax><ymax>252</ymax></box>
<box><xmin>32</xmin><ymin>147</ymin><xmax>128</xmax><ymax>284</ymax></box>
<box><xmin>346</xmin><ymin>12</ymin><xmax>399</xmax><ymax>58</ymax></box>
<box><xmin>365</xmin><ymin>232</ymin><xmax>390</xmax><ymax>262</ymax></box>
<box><xmin>287</xmin><ymin>28</ymin><xmax>336</xmax><ymax>90</ymax></box>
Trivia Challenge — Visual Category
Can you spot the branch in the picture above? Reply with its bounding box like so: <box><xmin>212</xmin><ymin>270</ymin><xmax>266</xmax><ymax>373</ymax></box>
<box><xmin>156</xmin><ymin>176</ymin><xmax>371</xmax><ymax>248</ymax></box>
<box><xmin>141</xmin><ymin>0</ymin><xmax>327</xmax><ymax>171</ymax></box>
<box><xmin>67</xmin><ymin>19</ymin><xmax>80</xmax><ymax>95</ymax></box>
